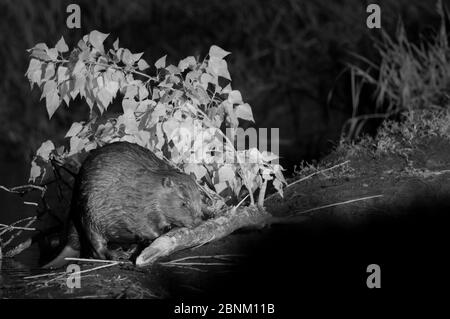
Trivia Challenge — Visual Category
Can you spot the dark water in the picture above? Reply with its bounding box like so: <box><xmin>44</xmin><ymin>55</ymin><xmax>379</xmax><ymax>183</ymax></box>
<box><xmin>0</xmin><ymin>244</ymin><xmax>43</xmax><ymax>298</ymax></box>
<box><xmin>0</xmin><ymin>154</ymin><xmax>46</xmax><ymax>297</ymax></box>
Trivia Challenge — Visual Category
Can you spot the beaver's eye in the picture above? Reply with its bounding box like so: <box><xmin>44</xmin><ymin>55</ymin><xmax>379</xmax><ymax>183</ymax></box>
<box><xmin>181</xmin><ymin>202</ymin><xmax>187</xmax><ymax>207</ymax></box>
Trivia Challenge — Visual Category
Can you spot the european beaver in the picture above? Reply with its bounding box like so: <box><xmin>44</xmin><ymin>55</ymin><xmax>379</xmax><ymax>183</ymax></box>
<box><xmin>44</xmin><ymin>142</ymin><xmax>203</xmax><ymax>268</ymax></box>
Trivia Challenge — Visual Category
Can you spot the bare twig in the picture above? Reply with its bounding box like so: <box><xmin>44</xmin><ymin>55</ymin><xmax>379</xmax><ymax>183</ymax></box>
<box><xmin>63</xmin><ymin>262</ymin><xmax>120</xmax><ymax>277</ymax></box>
<box><xmin>74</xmin><ymin>294</ymin><xmax>110</xmax><ymax>299</ymax></box>
<box><xmin>161</xmin><ymin>262</ymin><xmax>234</xmax><ymax>266</ymax></box>
<box><xmin>0</xmin><ymin>184</ymin><xmax>46</xmax><ymax>195</ymax></box>
<box><xmin>24</xmin><ymin>271</ymin><xmax>67</xmax><ymax>280</ymax></box>
<box><xmin>290</xmin><ymin>194</ymin><xmax>384</xmax><ymax>216</ymax></box>
<box><xmin>23</xmin><ymin>201</ymin><xmax>39</xmax><ymax>207</ymax></box>
<box><xmin>235</xmin><ymin>196</ymin><xmax>248</xmax><ymax>209</ymax></box>
<box><xmin>0</xmin><ymin>224</ymin><xmax>36</xmax><ymax>231</ymax></box>
<box><xmin>244</xmin><ymin>160</ymin><xmax>351</xmax><ymax>204</ymax></box>
<box><xmin>164</xmin><ymin>254</ymin><xmax>245</xmax><ymax>264</ymax></box>
<box><xmin>42</xmin><ymin>262</ymin><xmax>121</xmax><ymax>285</ymax></box>
<box><xmin>0</xmin><ymin>224</ymin><xmax>35</xmax><ymax>232</ymax></box>
<box><xmin>287</xmin><ymin>160</ymin><xmax>351</xmax><ymax>188</ymax></box>
<box><xmin>3</xmin><ymin>238</ymin><xmax>33</xmax><ymax>257</ymax></box>
<box><xmin>65</xmin><ymin>257</ymin><xmax>131</xmax><ymax>265</ymax></box>
<box><xmin>164</xmin><ymin>264</ymin><xmax>208</xmax><ymax>272</ymax></box>
<box><xmin>258</xmin><ymin>179</ymin><xmax>268</xmax><ymax>207</ymax></box>
<box><xmin>0</xmin><ymin>216</ymin><xmax>37</xmax><ymax>236</ymax></box>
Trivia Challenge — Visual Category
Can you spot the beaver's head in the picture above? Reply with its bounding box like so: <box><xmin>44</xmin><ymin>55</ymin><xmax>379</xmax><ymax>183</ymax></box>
<box><xmin>159</xmin><ymin>173</ymin><xmax>203</xmax><ymax>228</ymax></box>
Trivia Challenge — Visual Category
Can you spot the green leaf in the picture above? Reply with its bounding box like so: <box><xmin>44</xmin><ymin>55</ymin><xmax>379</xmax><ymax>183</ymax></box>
<box><xmin>65</xmin><ymin>122</ymin><xmax>84</xmax><ymax>138</ymax></box>
<box><xmin>55</xmin><ymin>36</ymin><xmax>69</xmax><ymax>53</ymax></box>
<box><xmin>97</xmin><ymin>88</ymin><xmax>113</xmax><ymax>111</ymax></box>
<box><xmin>28</xmin><ymin>43</ymin><xmax>48</xmax><ymax>53</ymax></box>
<box><xmin>29</xmin><ymin>160</ymin><xmax>41</xmax><ymax>183</ymax></box>
<box><xmin>121</xmin><ymin>48</ymin><xmax>133</xmax><ymax>65</ymax></box>
<box><xmin>223</xmin><ymin>101</ymin><xmax>238</xmax><ymax>127</ymax></box>
<box><xmin>68</xmin><ymin>136</ymin><xmax>88</xmax><ymax>156</ymax></box>
<box><xmin>118</xmin><ymin>109</ymin><xmax>139</xmax><ymax>135</ymax></box>
<box><xmin>137</xmin><ymin>130</ymin><xmax>151</xmax><ymax>147</ymax></box>
<box><xmin>113</xmin><ymin>38</ymin><xmax>119</xmax><ymax>50</ymax></box>
<box><xmin>186</xmin><ymin>70</ymin><xmax>201</xmax><ymax>83</ymax></box>
<box><xmin>122</xmin><ymin>98</ymin><xmax>139</xmax><ymax>112</ymax></box>
<box><xmin>152</xmin><ymin>88</ymin><xmax>160</xmax><ymax>100</ymax></box>
<box><xmin>132</xmin><ymin>52</ymin><xmax>144</xmax><ymax>63</ymax></box>
<box><xmin>84</xmin><ymin>142</ymin><xmax>98</xmax><ymax>152</ymax></box>
<box><xmin>45</xmin><ymin>91</ymin><xmax>60</xmax><ymax>118</ymax></box>
<box><xmin>25</xmin><ymin>59</ymin><xmax>43</xmax><ymax>85</ymax></box>
<box><xmin>73</xmin><ymin>60</ymin><xmax>86</xmax><ymax>75</ymax></box>
<box><xmin>273</xmin><ymin>164</ymin><xmax>286</xmax><ymax>183</ymax></box>
<box><xmin>96</xmin><ymin>76</ymin><xmax>105</xmax><ymax>88</ymax></box>
<box><xmin>46</xmin><ymin>48</ymin><xmax>58</xmax><ymax>60</ymax></box>
<box><xmin>29</xmin><ymin>43</ymin><xmax>50</xmax><ymax>60</ymax></box>
<box><xmin>155</xmin><ymin>123</ymin><xmax>165</xmax><ymax>150</ymax></box>
<box><xmin>261</xmin><ymin>151</ymin><xmax>279</xmax><ymax>162</ymax></box>
<box><xmin>246</xmin><ymin>148</ymin><xmax>261</xmax><ymax>164</ymax></box>
<box><xmin>209</xmin><ymin>45</ymin><xmax>231</xmax><ymax>59</ymax></box>
<box><xmin>178</xmin><ymin>56</ymin><xmax>196</xmax><ymax>72</ymax></box>
<box><xmin>44</xmin><ymin>63</ymin><xmax>55</xmax><ymax>80</ymax></box>
<box><xmin>59</xmin><ymin>81</ymin><xmax>71</xmax><ymax>106</ymax></box>
<box><xmin>218</xmin><ymin>164</ymin><xmax>235</xmax><ymax>182</ymax></box>
<box><xmin>208</xmin><ymin>57</ymin><xmax>231</xmax><ymax>80</ymax></box>
<box><xmin>104</xmin><ymin>79</ymin><xmax>119</xmax><ymax>97</ymax></box>
<box><xmin>124</xmin><ymin>85</ymin><xmax>138</xmax><ymax>99</ymax></box>
<box><xmin>200</xmin><ymin>73</ymin><xmax>214</xmax><ymax>89</ymax></box>
<box><xmin>27</xmin><ymin>43</ymin><xmax>50</xmax><ymax>61</ymax></box>
<box><xmin>235</xmin><ymin>103</ymin><xmax>254</xmax><ymax>122</ymax></box>
<box><xmin>149</xmin><ymin>103</ymin><xmax>168</xmax><ymax>126</ymax></box>
<box><xmin>93</xmin><ymin>63</ymin><xmax>106</xmax><ymax>73</ymax></box>
<box><xmin>166</xmin><ymin>64</ymin><xmax>180</xmax><ymax>75</ymax></box>
<box><xmin>184</xmin><ymin>163</ymin><xmax>207</xmax><ymax>180</ymax></box>
<box><xmin>112</xmin><ymin>70</ymin><xmax>125</xmax><ymax>82</ymax></box>
<box><xmin>42</xmin><ymin>80</ymin><xmax>57</xmax><ymax>100</ymax></box>
<box><xmin>138</xmin><ymin>59</ymin><xmax>150</xmax><ymax>71</ymax></box>
<box><xmin>136</xmin><ymin>100</ymin><xmax>151</xmax><ymax>113</ymax></box>
<box><xmin>70</xmin><ymin>88</ymin><xmax>79</xmax><ymax>100</ymax></box>
<box><xmin>74</xmin><ymin>75</ymin><xmax>86</xmax><ymax>97</ymax></box>
<box><xmin>214</xmin><ymin>182</ymin><xmax>228</xmax><ymax>194</ymax></box>
<box><xmin>163</xmin><ymin>118</ymin><xmax>179</xmax><ymax>140</ymax></box>
<box><xmin>138</xmin><ymin>85</ymin><xmax>149</xmax><ymax>100</ymax></box>
<box><xmin>228</xmin><ymin>90</ymin><xmax>243</xmax><ymax>104</ymax></box>
<box><xmin>89</xmin><ymin>30</ymin><xmax>109</xmax><ymax>53</ymax></box>
<box><xmin>77</xmin><ymin>39</ymin><xmax>89</xmax><ymax>51</ymax></box>
<box><xmin>85</xmin><ymin>90</ymin><xmax>95</xmax><ymax>110</ymax></box>
<box><xmin>57</xmin><ymin>66</ymin><xmax>69</xmax><ymax>84</ymax></box>
<box><xmin>195</xmin><ymin>86</ymin><xmax>210</xmax><ymax>105</ymax></box>
<box><xmin>155</xmin><ymin>55</ymin><xmax>167</xmax><ymax>69</ymax></box>
<box><xmin>222</xmin><ymin>83</ymin><xmax>232</xmax><ymax>93</ymax></box>
<box><xmin>273</xmin><ymin>179</ymin><xmax>284</xmax><ymax>198</ymax></box>
<box><xmin>30</xmin><ymin>50</ymin><xmax>50</xmax><ymax>61</ymax></box>
<box><xmin>36</xmin><ymin>140</ymin><xmax>55</xmax><ymax>160</ymax></box>
<box><xmin>261</xmin><ymin>167</ymin><xmax>273</xmax><ymax>180</ymax></box>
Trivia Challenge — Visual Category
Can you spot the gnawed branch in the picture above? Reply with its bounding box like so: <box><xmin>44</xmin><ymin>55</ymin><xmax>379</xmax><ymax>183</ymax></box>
<box><xmin>135</xmin><ymin>193</ymin><xmax>383</xmax><ymax>266</ymax></box>
<box><xmin>136</xmin><ymin>205</ymin><xmax>270</xmax><ymax>266</ymax></box>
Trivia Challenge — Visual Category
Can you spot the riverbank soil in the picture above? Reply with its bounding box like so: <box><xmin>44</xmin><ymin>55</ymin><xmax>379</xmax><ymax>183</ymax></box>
<box><xmin>1</xmin><ymin>110</ymin><xmax>449</xmax><ymax>299</ymax></box>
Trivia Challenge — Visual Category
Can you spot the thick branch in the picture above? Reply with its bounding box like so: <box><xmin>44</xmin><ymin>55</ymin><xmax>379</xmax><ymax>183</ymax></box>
<box><xmin>136</xmin><ymin>205</ymin><xmax>270</xmax><ymax>266</ymax></box>
<box><xmin>135</xmin><ymin>193</ymin><xmax>383</xmax><ymax>267</ymax></box>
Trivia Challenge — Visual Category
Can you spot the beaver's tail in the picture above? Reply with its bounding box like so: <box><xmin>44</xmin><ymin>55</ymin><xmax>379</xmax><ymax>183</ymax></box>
<box><xmin>42</xmin><ymin>222</ymin><xmax>80</xmax><ymax>269</ymax></box>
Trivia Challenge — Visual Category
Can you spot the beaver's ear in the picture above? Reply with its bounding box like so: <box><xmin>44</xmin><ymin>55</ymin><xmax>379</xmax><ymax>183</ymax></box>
<box><xmin>162</xmin><ymin>177</ymin><xmax>174</xmax><ymax>188</ymax></box>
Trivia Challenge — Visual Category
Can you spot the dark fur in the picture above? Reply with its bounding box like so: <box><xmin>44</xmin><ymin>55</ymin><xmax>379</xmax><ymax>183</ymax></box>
<box><xmin>57</xmin><ymin>142</ymin><xmax>203</xmax><ymax>263</ymax></box>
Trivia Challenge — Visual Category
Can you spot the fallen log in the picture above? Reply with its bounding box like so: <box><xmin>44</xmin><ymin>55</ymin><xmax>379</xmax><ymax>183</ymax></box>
<box><xmin>136</xmin><ymin>205</ymin><xmax>271</xmax><ymax>267</ymax></box>
<box><xmin>135</xmin><ymin>193</ymin><xmax>384</xmax><ymax>266</ymax></box>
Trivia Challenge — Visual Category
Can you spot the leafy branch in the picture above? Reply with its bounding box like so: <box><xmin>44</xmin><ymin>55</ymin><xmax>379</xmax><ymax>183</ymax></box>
<box><xmin>25</xmin><ymin>30</ymin><xmax>286</xmax><ymax>207</ymax></box>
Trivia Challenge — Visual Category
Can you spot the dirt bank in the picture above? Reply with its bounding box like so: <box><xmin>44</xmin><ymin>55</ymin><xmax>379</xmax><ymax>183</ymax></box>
<box><xmin>1</xmin><ymin>111</ymin><xmax>450</xmax><ymax>299</ymax></box>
